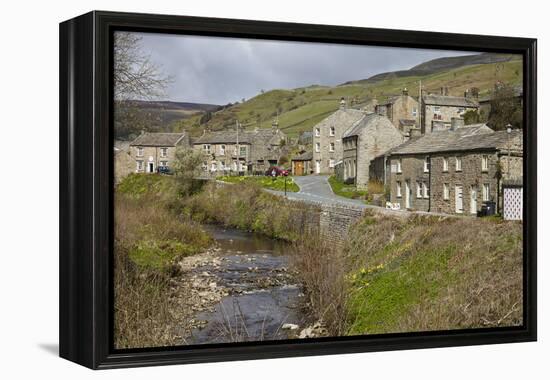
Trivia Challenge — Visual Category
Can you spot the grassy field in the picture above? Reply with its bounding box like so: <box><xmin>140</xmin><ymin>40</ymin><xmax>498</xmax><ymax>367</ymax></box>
<box><xmin>173</xmin><ymin>57</ymin><xmax>522</xmax><ymax>138</ymax></box>
<box><xmin>328</xmin><ymin>175</ymin><xmax>369</xmax><ymax>201</ymax></box>
<box><xmin>218</xmin><ymin>175</ymin><xmax>300</xmax><ymax>192</ymax></box>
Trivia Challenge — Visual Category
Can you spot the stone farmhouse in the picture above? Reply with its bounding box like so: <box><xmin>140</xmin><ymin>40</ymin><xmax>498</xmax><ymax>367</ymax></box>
<box><xmin>375</xmin><ymin>89</ymin><xmax>419</xmax><ymax>135</ymax></box>
<box><xmin>129</xmin><ymin>132</ymin><xmax>189</xmax><ymax>173</ymax></box>
<box><xmin>193</xmin><ymin>126</ymin><xmax>287</xmax><ymax>175</ymax></box>
<box><xmin>291</xmin><ymin>151</ymin><xmax>313</xmax><ymax>176</ymax></box>
<box><xmin>421</xmin><ymin>88</ymin><xmax>479</xmax><ymax>134</ymax></box>
<box><xmin>312</xmin><ymin>99</ymin><xmax>365</xmax><ymax>174</ymax></box>
<box><xmin>377</xmin><ymin>123</ymin><xmax>522</xmax><ymax>215</ymax></box>
<box><xmin>341</xmin><ymin>113</ymin><xmax>404</xmax><ymax>189</ymax></box>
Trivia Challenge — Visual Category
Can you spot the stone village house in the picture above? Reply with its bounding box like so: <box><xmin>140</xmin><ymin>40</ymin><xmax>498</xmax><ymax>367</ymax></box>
<box><xmin>129</xmin><ymin>132</ymin><xmax>190</xmax><ymax>173</ymax></box>
<box><xmin>312</xmin><ymin>99</ymin><xmax>366</xmax><ymax>175</ymax></box>
<box><xmin>373</xmin><ymin>123</ymin><xmax>523</xmax><ymax>215</ymax></box>
<box><xmin>193</xmin><ymin>125</ymin><xmax>287</xmax><ymax>175</ymax></box>
<box><xmin>375</xmin><ymin>89</ymin><xmax>419</xmax><ymax>135</ymax></box>
<box><xmin>421</xmin><ymin>88</ymin><xmax>479</xmax><ymax>134</ymax></box>
<box><xmin>341</xmin><ymin>113</ymin><xmax>404</xmax><ymax>190</ymax></box>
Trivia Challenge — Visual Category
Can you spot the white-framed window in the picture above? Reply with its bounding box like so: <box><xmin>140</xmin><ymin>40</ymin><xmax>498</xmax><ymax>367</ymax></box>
<box><xmin>329</xmin><ymin>142</ymin><xmax>335</xmax><ymax>152</ymax></box>
<box><xmin>483</xmin><ymin>183</ymin><xmax>490</xmax><ymax>201</ymax></box>
<box><xmin>315</xmin><ymin>128</ymin><xmax>320</xmax><ymax>137</ymax></box>
<box><xmin>424</xmin><ymin>157</ymin><xmax>430</xmax><ymax>173</ymax></box>
<box><xmin>220</xmin><ymin>145</ymin><xmax>226</xmax><ymax>155</ymax></box>
<box><xmin>433</xmin><ymin>106</ymin><xmax>442</xmax><ymax>120</ymax></box>
<box><xmin>137</xmin><ymin>147</ymin><xmax>144</xmax><ymax>157</ymax></box>
<box><xmin>412</xmin><ymin>107</ymin><xmax>417</xmax><ymax>117</ymax></box>
<box><xmin>455</xmin><ymin>156</ymin><xmax>462</xmax><ymax>172</ymax></box>
<box><xmin>160</xmin><ymin>160</ymin><xmax>168</xmax><ymax>167</ymax></box>
<box><xmin>315</xmin><ymin>142</ymin><xmax>320</xmax><ymax>153</ymax></box>
<box><xmin>136</xmin><ymin>160</ymin><xmax>143</xmax><ymax>171</ymax></box>
<box><xmin>160</xmin><ymin>147</ymin><xmax>167</xmax><ymax>157</ymax></box>
<box><xmin>239</xmin><ymin>146</ymin><xmax>247</xmax><ymax>157</ymax></box>
<box><xmin>396</xmin><ymin>158</ymin><xmax>402</xmax><ymax>173</ymax></box>
<box><xmin>202</xmin><ymin>161</ymin><xmax>208</xmax><ymax>171</ymax></box>
<box><xmin>482</xmin><ymin>155</ymin><xmax>489</xmax><ymax>172</ymax></box>
<box><xmin>457</xmin><ymin>107</ymin><xmax>465</xmax><ymax>114</ymax></box>
<box><xmin>329</xmin><ymin>126</ymin><xmax>335</xmax><ymax>136</ymax></box>
<box><xmin>211</xmin><ymin>162</ymin><xmax>217</xmax><ymax>171</ymax></box>
<box><xmin>443</xmin><ymin>157</ymin><xmax>449</xmax><ymax>172</ymax></box>
<box><xmin>329</xmin><ymin>159</ymin><xmax>335</xmax><ymax>168</ymax></box>
<box><xmin>220</xmin><ymin>160</ymin><xmax>226</xmax><ymax>170</ymax></box>
<box><xmin>203</xmin><ymin>144</ymin><xmax>211</xmax><ymax>154</ymax></box>
<box><xmin>417</xmin><ymin>181</ymin><xmax>422</xmax><ymax>198</ymax></box>
<box><xmin>423</xmin><ymin>182</ymin><xmax>429</xmax><ymax>198</ymax></box>
<box><xmin>443</xmin><ymin>183</ymin><xmax>450</xmax><ymax>200</ymax></box>
<box><xmin>396</xmin><ymin>181</ymin><xmax>402</xmax><ymax>198</ymax></box>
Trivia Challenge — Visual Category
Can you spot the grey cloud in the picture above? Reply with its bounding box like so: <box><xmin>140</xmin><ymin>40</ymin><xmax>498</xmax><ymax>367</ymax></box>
<box><xmin>134</xmin><ymin>32</ymin><xmax>475</xmax><ymax>105</ymax></box>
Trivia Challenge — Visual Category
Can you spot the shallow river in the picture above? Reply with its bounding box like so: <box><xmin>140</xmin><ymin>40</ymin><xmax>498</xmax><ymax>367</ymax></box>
<box><xmin>187</xmin><ymin>225</ymin><xmax>307</xmax><ymax>345</ymax></box>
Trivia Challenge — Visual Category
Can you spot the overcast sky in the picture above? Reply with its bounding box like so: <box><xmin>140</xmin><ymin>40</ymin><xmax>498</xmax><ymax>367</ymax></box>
<box><xmin>134</xmin><ymin>32</ymin><xmax>478</xmax><ymax>105</ymax></box>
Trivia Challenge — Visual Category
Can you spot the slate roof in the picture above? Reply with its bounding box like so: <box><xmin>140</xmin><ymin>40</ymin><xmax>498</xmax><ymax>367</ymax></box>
<box><xmin>389</xmin><ymin>124</ymin><xmax>522</xmax><ymax>155</ymax></box>
<box><xmin>422</xmin><ymin>94</ymin><xmax>479</xmax><ymax>107</ymax></box>
<box><xmin>342</xmin><ymin>113</ymin><xmax>399</xmax><ymax>138</ymax></box>
<box><xmin>194</xmin><ymin>130</ymin><xmax>252</xmax><ymax>144</ymax></box>
<box><xmin>292</xmin><ymin>151</ymin><xmax>313</xmax><ymax>161</ymax></box>
<box><xmin>130</xmin><ymin>132</ymin><xmax>186</xmax><ymax>147</ymax></box>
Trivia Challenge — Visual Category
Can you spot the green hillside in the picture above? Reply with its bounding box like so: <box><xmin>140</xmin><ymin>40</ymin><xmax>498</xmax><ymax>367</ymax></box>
<box><xmin>172</xmin><ymin>56</ymin><xmax>522</xmax><ymax>138</ymax></box>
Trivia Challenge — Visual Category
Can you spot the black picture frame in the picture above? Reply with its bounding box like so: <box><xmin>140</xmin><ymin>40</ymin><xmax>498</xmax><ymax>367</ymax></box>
<box><xmin>59</xmin><ymin>10</ymin><xmax>537</xmax><ymax>369</ymax></box>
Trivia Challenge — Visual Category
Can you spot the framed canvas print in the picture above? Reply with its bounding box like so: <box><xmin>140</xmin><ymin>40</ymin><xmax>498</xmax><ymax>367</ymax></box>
<box><xmin>59</xmin><ymin>11</ymin><xmax>537</xmax><ymax>369</ymax></box>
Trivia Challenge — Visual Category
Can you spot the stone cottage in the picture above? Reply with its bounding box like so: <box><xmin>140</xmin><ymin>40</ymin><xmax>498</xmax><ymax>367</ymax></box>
<box><xmin>341</xmin><ymin>114</ymin><xmax>404</xmax><ymax>190</ymax></box>
<box><xmin>375</xmin><ymin>89</ymin><xmax>419</xmax><ymax>135</ymax></box>
<box><xmin>312</xmin><ymin>100</ymin><xmax>365</xmax><ymax>174</ymax></box>
<box><xmin>384</xmin><ymin>123</ymin><xmax>522</xmax><ymax>215</ymax></box>
<box><xmin>193</xmin><ymin>125</ymin><xmax>287</xmax><ymax>175</ymax></box>
<box><xmin>421</xmin><ymin>89</ymin><xmax>479</xmax><ymax>134</ymax></box>
<box><xmin>129</xmin><ymin>132</ymin><xmax>189</xmax><ymax>173</ymax></box>
<box><xmin>291</xmin><ymin>151</ymin><xmax>313</xmax><ymax>176</ymax></box>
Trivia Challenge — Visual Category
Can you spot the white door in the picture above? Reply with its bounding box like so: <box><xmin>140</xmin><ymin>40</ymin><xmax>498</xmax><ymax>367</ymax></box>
<box><xmin>405</xmin><ymin>180</ymin><xmax>411</xmax><ymax>209</ymax></box>
<box><xmin>470</xmin><ymin>186</ymin><xmax>477</xmax><ymax>214</ymax></box>
<box><xmin>455</xmin><ymin>185</ymin><xmax>463</xmax><ymax>213</ymax></box>
<box><xmin>315</xmin><ymin>160</ymin><xmax>321</xmax><ymax>174</ymax></box>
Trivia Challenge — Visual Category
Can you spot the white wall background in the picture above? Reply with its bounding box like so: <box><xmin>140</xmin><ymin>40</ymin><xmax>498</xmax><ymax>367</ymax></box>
<box><xmin>0</xmin><ymin>0</ymin><xmax>547</xmax><ymax>378</ymax></box>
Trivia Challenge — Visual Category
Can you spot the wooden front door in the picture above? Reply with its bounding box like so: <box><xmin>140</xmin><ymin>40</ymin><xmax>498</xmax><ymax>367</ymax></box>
<box><xmin>294</xmin><ymin>161</ymin><xmax>304</xmax><ymax>176</ymax></box>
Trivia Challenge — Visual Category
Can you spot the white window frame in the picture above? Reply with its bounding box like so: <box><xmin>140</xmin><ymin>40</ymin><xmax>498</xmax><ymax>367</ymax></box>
<box><xmin>455</xmin><ymin>156</ymin><xmax>462</xmax><ymax>172</ymax></box>
<box><xmin>203</xmin><ymin>144</ymin><xmax>211</xmax><ymax>154</ymax></box>
<box><xmin>239</xmin><ymin>146</ymin><xmax>247</xmax><ymax>157</ymax></box>
<box><xmin>424</xmin><ymin>157</ymin><xmax>430</xmax><ymax>173</ymax></box>
<box><xmin>315</xmin><ymin>128</ymin><xmax>320</xmax><ymax>137</ymax></box>
<box><xmin>329</xmin><ymin>142</ymin><xmax>335</xmax><ymax>152</ymax></box>
<box><xmin>136</xmin><ymin>160</ymin><xmax>143</xmax><ymax>171</ymax></box>
<box><xmin>210</xmin><ymin>162</ymin><xmax>217</xmax><ymax>171</ymax></box>
<box><xmin>433</xmin><ymin>106</ymin><xmax>441</xmax><ymax>114</ymax></box>
<box><xmin>137</xmin><ymin>147</ymin><xmax>144</xmax><ymax>157</ymax></box>
<box><xmin>315</xmin><ymin>142</ymin><xmax>320</xmax><ymax>153</ymax></box>
<box><xmin>160</xmin><ymin>147</ymin><xmax>167</xmax><ymax>157</ymax></box>
<box><xmin>396</xmin><ymin>181</ymin><xmax>402</xmax><ymax>198</ymax></box>
<box><xmin>412</xmin><ymin>107</ymin><xmax>417</xmax><ymax>117</ymax></box>
<box><xmin>482</xmin><ymin>155</ymin><xmax>489</xmax><ymax>172</ymax></box>
<box><xmin>416</xmin><ymin>181</ymin><xmax>422</xmax><ymax>198</ymax></box>
<box><xmin>160</xmin><ymin>160</ymin><xmax>168</xmax><ymax>167</ymax></box>
<box><xmin>220</xmin><ymin>145</ymin><xmax>226</xmax><ymax>156</ymax></box>
<box><xmin>423</xmin><ymin>182</ymin><xmax>429</xmax><ymax>199</ymax></box>
<box><xmin>396</xmin><ymin>158</ymin><xmax>402</xmax><ymax>173</ymax></box>
<box><xmin>443</xmin><ymin>183</ymin><xmax>450</xmax><ymax>200</ymax></box>
<box><xmin>483</xmin><ymin>183</ymin><xmax>490</xmax><ymax>202</ymax></box>
<box><xmin>329</xmin><ymin>126</ymin><xmax>335</xmax><ymax>136</ymax></box>
<box><xmin>443</xmin><ymin>157</ymin><xmax>449</xmax><ymax>172</ymax></box>
<box><xmin>329</xmin><ymin>159</ymin><xmax>335</xmax><ymax>168</ymax></box>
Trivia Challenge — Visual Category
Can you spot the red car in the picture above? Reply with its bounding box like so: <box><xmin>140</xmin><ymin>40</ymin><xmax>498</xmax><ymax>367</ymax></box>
<box><xmin>265</xmin><ymin>166</ymin><xmax>289</xmax><ymax>177</ymax></box>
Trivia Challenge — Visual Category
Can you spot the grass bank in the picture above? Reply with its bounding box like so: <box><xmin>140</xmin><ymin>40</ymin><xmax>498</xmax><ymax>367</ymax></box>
<box><xmin>218</xmin><ymin>175</ymin><xmax>299</xmax><ymax>192</ymax></box>
<box><xmin>344</xmin><ymin>212</ymin><xmax>523</xmax><ymax>334</ymax></box>
<box><xmin>182</xmin><ymin>181</ymin><xmax>318</xmax><ymax>242</ymax></box>
<box><xmin>114</xmin><ymin>174</ymin><xmax>211</xmax><ymax>348</ymax></box>
<box><xmin>328</xmin><ymin>175</ymin><xmax>369</xmax><ymax>201</ymax></box>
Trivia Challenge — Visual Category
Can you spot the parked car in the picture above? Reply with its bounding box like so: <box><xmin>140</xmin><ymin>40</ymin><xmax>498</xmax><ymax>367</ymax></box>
<box><xmin>265</xmin><ymin>166</ymin><xmax>289</xmax><ymax>177</ymax></box>
<box><xmin>157</xmin><ymin>166</ymin><xmax>173</xmax><ymax>175</ymax></box>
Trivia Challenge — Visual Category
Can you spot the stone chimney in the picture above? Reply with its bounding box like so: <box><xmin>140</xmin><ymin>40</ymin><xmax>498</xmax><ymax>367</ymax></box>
<box><xmin>340</xmin><ymin>97</ymin><xmax>346</xmax><ymax>109</ymax></box>
<box><xmin>402</xmin><ymin>87</ymin><xmax>409</xmax><ymax>96</ymax></box>
<box><xmin>451</xmin><ymin>117</ymin><xmax>465</xmax><ymax>131</ymax></box>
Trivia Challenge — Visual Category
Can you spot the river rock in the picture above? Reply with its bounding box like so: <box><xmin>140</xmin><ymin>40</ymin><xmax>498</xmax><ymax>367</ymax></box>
<box><xmin>282</xmin><ymin>323</ymin><xmax>299</xmax><ymax>330</ymax></box>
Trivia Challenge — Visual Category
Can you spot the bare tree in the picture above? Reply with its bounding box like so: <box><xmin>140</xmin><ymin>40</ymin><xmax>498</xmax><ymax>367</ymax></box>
<box><xmin>114</xmin><ymin>32</ymin><xmax>172</xmax><ymax>140</ymax></box>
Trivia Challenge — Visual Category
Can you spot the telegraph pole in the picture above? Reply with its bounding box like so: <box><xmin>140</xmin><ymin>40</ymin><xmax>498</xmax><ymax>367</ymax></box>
<box><xmin>418</xmin><ymin>80</ymin><xmax>422</xmax><ymax>132</ymax></box>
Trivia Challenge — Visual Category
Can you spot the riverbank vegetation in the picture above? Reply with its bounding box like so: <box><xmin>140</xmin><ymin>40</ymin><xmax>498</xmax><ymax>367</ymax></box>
<box><xmin>218</xmin><ymin>175</ymin><xmax>300</xmax><ymax>192</ymax></box>
<box><xmin>114</xmin><ymin>174</ymin><xmax>211</xmax><ymax>348</ymax></box>
<box><xmin>182</xmin><ymin>181</ymin><xmax>317</xmax><ymax>241</ymax></box>
<box><xmin>328</xmin><ymin>175</ymin><xmax>369</xmax><ymax>201</ymax></box>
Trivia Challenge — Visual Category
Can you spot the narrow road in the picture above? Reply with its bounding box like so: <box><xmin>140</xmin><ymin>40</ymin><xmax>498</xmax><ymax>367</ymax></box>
<box><xmin>269</xmin><ymin>175</ymin><xmax>368</xmax><ymax>208</ymax></box>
